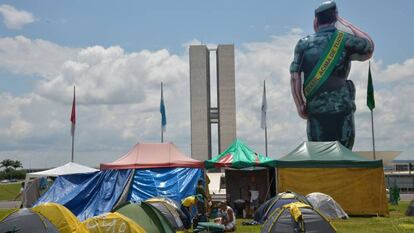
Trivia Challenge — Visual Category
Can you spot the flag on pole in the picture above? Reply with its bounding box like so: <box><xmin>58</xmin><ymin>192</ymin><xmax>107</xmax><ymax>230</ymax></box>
<box><xmin>70</xmin><ymin>86</ymin><xmax>76</xmax><ymax>136</ymax></box>
<box><xmin>367</xmin><ymin>61</ymin><xmax>375</xmax><ymax>111</ymax></box>
<box><xmin>160</xmin><ymin>82</ymin><xmax>167</xmax><ymax>132</ymax></box>
<box><xmin>261</xmin><ymin>80</ymin><xmax>267</xmax><ymax>129</ymax></box>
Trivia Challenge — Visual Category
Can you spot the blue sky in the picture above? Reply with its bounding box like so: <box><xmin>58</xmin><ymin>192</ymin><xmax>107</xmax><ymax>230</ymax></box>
<box><xmin>2</xmin><ymin>0</ymin><xmax>413</xmax><ymax>63</ymax></box>
<box><xmin>0</xmin><ymin>1</ymin><xmax>413</xmax><ymax>168</ymax></box>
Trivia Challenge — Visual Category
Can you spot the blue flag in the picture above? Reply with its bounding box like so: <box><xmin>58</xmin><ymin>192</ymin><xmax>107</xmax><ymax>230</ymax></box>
<box><xmin>160</xmin><ymin>82</ymin><xmax>166</xmax><ymax>132</ymax></box>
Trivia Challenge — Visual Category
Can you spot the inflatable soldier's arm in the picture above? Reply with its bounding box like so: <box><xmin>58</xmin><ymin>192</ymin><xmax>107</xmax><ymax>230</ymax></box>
<box><xmin>336</xmin><ymin>16</ymin><xmax>374</xmax><ymax>61</ymax></box>
<box><xmin>290</xmin><ymin>38</ymin><xmax>308</xmax><ymax>119</ymax></box>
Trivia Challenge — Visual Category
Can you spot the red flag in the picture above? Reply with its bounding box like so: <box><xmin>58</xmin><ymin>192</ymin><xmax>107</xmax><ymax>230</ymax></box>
<box><xmin>70</xmin><ymin>86</ymin><xmax>76</xmax><ymax>136</ymax></box>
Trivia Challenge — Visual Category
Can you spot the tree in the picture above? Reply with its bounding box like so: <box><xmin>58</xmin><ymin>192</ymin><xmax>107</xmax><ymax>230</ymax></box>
<box><xmin>0</xmin><ymin>159</ymin><xmax>15</xmax><ymax>173</ymax></box>
<box><xmin>11</xmin><ymin>160</ymin><xmax>22</xmax><ymax>170</ymax></box>
<box><xmin>1</xmin><ymin>159</ymin><xmax>23</xmax><ymax>179</ymax></box>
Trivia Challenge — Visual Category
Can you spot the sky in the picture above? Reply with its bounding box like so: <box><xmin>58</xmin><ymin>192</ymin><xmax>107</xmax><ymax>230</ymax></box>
<box><xmin>0</xmin><ymin>0</ymin><xmax>413</xmax><ymax>168</ymax></box>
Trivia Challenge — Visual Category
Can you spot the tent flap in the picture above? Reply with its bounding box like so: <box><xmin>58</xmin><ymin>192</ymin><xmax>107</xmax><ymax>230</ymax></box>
<box><xmin>35</xmin><ymin>169</ymin><xmax>133</xmax><ymax>221</ymax></box>
<box><xmin>128</xmin><ymin>168</ymin><xmax>202</xmax><ymax>203</ymax></box>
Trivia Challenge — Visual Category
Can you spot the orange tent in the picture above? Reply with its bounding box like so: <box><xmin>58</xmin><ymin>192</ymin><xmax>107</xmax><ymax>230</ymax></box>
<box><xmin>100</xmin><ymin>142</ymin><xmax>204</xmax><ymax>169</ymax></box>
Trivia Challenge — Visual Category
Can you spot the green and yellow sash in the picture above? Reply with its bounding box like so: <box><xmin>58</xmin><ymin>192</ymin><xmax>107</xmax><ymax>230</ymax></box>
<box><xmin>303</xmin><ymin>30</ymin><xmax>346</xmax><ymax>100</ymax></box>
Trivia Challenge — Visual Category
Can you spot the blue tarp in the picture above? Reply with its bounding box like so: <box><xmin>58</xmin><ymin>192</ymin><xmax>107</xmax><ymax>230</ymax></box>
<box><xmin>128</xmin><ymin>168</ymin><xmax>202</xmax><ymax>203</ymax></box>
<box><xmin>35</xmin><ymin>169</ymin><xmax>132</xmax><ymax>221</ymax></box>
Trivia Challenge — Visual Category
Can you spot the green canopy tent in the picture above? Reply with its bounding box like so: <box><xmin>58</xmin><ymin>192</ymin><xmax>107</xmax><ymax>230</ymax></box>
<box><xmin>276</xmin><ymin>141</ymin><xmax>388</xmax><ymax>216</ymax></box>
<box><xmin>205</xmin><ymin>139</ymin><xmax>277</xmax><ymax>216</ymax></box>
<box><xmin>205</xmin><ymin>139</ymin><xmax>276</xmax><ymax>169</ymax></box>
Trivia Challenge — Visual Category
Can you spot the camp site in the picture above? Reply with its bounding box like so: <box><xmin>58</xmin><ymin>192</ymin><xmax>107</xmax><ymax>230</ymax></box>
<box><xmin>1</xmin><ymin>139</ymin><xmax>413</xmax><ymax>232</ymax></box>
<box><xmin>1</xmin><ymin>1</ymin><xmax>414</xmax><ymax>232</ymax></box>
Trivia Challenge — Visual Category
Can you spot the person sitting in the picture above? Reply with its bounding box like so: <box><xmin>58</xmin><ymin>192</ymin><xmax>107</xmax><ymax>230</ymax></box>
<box><xmin>214</xmin><ymin>201</ymin><xmax>236</xmax><ymax>232</ymax></box>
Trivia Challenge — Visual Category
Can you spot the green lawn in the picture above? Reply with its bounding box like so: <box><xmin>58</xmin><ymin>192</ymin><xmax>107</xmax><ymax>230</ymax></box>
<box><xmin>0</xmin><ymin>182</ymin><xmax>21</xmax><ymax>201</ymax></box>
<box><xmin>235</xmin><ymin>202</ymin><xmax>414</xmax><ymax>233</ymax></box>
<box><xmin>332</xmin><ymin>202</ymin><xmax>414</xmax><ymax>233</ymax></box>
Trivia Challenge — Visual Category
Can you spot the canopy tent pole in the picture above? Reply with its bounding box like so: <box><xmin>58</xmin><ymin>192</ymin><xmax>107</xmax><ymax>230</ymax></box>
<box><xmin>371</xmin><ymin>110</ymin><xmax>376</xmax><ymax>160</ymax></box>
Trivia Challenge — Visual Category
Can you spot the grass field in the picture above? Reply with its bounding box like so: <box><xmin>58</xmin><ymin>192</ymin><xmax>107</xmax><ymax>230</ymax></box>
<box><xmin>0</xmin><ymin>182</ymin><xmax>21</xmax><ymax>201</ymax></box>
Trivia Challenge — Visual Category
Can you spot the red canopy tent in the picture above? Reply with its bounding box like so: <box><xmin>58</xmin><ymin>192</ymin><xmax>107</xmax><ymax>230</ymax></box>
<box><xmin>100</xmin><ymin>142</ymin><xmax>204</xmax><ymax>170</ymax></box>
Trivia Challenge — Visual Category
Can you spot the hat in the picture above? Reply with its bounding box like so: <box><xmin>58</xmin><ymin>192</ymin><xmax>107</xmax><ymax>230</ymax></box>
<box><xmin>315</xmin><ymin>1</ymin><xmax>337</xmax><ymax>15</ymax></box>
<box><xmin>195</xmin><ymin>194</ymin><xmax>204</xmax><ymax>201</ymax></box>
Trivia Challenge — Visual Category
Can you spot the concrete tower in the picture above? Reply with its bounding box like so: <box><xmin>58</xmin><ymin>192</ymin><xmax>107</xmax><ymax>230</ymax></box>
<box><xmin>190</xmin><ymin>44</ymin><xmax>236</xmax><ymax>160</ymax></box>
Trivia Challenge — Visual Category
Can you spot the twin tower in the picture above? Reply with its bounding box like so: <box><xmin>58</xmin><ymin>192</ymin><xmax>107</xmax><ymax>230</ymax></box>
<box><xmin>190</xmin><ymin>45</ymin><xmax>237</xmax><ymax>161</ymax></box>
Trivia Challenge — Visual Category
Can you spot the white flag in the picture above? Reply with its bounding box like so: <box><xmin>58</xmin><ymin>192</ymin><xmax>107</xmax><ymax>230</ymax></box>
<box><xmin>261</xmin><ymin>80</ymin><xmax>267</xmax><ymax>129</ymax></box>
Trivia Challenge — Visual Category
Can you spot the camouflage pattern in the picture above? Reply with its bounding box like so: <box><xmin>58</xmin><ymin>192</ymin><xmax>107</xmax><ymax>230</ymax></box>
<box><xmin>307</xmin><ymin>80</ymin><xmax>356</xmax><ymax>149</ymax></box>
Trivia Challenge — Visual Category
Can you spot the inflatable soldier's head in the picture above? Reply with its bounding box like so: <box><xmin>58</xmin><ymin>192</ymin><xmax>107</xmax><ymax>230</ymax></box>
<box><xmin>314</xmin><ymin>1</ymin><xmax>338</xmax><ymax>31</ymax></box>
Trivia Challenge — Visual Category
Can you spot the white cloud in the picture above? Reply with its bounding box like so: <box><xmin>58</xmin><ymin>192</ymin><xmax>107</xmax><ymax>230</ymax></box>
<box><xmin>0</xmin><ymin>36</ymin><xmax>78</xmax><ymax>78</ymax></box>
<box><xmin>0</xmin><ymin>5</ymin><xmax>35</xmax><ymax>29</ymax></box>
<box><xmin>0</xmin><ymin>32</ymin><xmax>413</xmax><ymax>168</ymax></box>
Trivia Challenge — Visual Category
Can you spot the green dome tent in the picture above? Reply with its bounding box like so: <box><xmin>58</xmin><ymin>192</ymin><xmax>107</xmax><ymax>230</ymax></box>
<box><xmin>145</xmin><ymin>198</ymin><xmax>185</xmax><ymax>232</ymax></box>
<box><xmin>115</xmin><ymin>202</ymin><xmax>174</xmax><ymax>233</ymax></box>
<box><xmin>205</xmin><ymin>139</ymin><xmax>276</xmax><ymax>169</ymax></box>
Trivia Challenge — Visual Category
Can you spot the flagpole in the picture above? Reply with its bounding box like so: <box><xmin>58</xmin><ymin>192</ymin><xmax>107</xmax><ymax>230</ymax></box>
<box><xmin>71</xmin><ymin>128</ymin><xmax>74</xmax><ymax>162</ymax></box>
<box><xmin>261</xmin><ymin>80</ymin><xmax>268</xmax><ymax>157</ymax></box>
<box><xmin>71</xmin><ymin>86</ymin><xmax>75</xmax><ymax>162</ymax></box>
<box><xmin>367</xmin><ymin>61</ymin><xmax>376</xmax><ymax>160</ymax></box>
<box><xmin>371</xmin><ymin>110</ymin><xmax>376</xmax><ymax>160</ymax></box>
<box><xmin>265</xmin><ymin>123</ymin><xmax>268</xmax><ymax>157</ymax></box>
<box><xmin>161</xmin><ymin>82</ymin><xmax>164</xmax><ymax>143</ymax></box>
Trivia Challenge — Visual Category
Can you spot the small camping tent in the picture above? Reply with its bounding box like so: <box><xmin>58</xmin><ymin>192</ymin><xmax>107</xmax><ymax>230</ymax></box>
<box><xmin>0</xmin><ymin>204</ymin><xmax>87</xmax><ymax>233</ymax></box>
<box><xmin>205</xmin><ymin>139</ymin><xmax>277</xmax><ymax>209</ymax></box>
<box><xmin>306</xmin><ymin>192</ymin><xmax>349</xmax><ymax>219</ymax></box>
<box><xmin>145</xmin><ymin>197</ymin><xmax>191</xmax><ymax>229</ymax></box>
<box><xmin>115</xmin><ymin>202</ymin><xmax>174</xmax><ymax>233</ymax></box>
<box><xmin>145</xmin><ymin>198</ymin><xmax>186</xmax><ymax>231</ymax></box>
<box><xmin>276</xmin><ymin>141</ymin><xmax>388</xmax><ymax>216</ymax></box>
<box><xmin>261</xmin><ymin>202</ymin><xmax>337</xmax><ymax>233</ymax></box>
<box><xmin>82</xmin><ymin>212</ymin><xmax>146</xmax><ymax>233</ymax></box>
<box><xmin>406</xmin><ymin>200</ymin><xmax>414</xmax><ymax>216</ymax></box>
<box><xmin>254</xmin><ymin>191</ymin><xmax>310</xmax><ymax>223</ymax></box>
<box><xmin>0</xmin><ymin>208</ymin><xmax>59</xmax><ymax>233</ymax></box>
<box><xmin>32</xmin><ymin>203</ymin><xmax>88</xmax><ymax>233</ymax></box>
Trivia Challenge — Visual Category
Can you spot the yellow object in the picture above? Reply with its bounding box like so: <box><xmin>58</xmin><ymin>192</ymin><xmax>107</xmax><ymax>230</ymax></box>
<box><xmin>282</xmin><ymin>202</ymin><xmax>309</xmax><ymax>222</ymax></box>
<box><xmin>277</xmin><ymin>167</ymin><xmax>389</xmax><ymax>216</ymax></box>
<box><xmin>82</xmin><ymin>212</ymin><xmax>147</xmax><ymax>233</ymax></box>
<box><xmin>0</xmin><ymin>208</ymin><xmax>18</xmax><ymax>222</ymax></box>
<box><xmin>32</xmin><ymin>202</ymin><xmax>88</xmax><ymax>233</ymax></box>
<box><xmin>182</xmin><ymin>196</ymin><xmax>197</xmax><ymax>207</ymax></box>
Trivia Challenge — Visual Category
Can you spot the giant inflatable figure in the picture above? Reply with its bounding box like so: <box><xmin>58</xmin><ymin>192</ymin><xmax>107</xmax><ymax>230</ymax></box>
<box><xmin>290</xmin><ymin>1</ymin><xmax>374</xmax><ymax>149</ymax></box>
